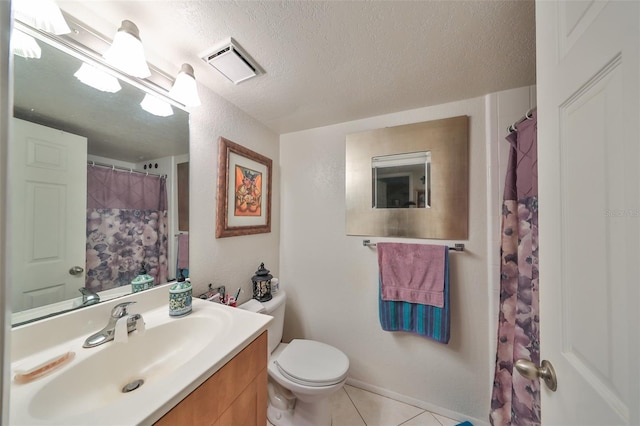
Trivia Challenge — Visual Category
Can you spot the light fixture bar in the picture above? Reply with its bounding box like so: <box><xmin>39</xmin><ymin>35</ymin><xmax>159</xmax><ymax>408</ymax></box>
<box><xmin>13</xmin><ymin>17</ymin><xmax>188</xmax><ymax>111</ymax></box>
<box><xmin>372</xmin><ymin>152</ymin><xmax>431</xmax><ymax>168</ymax></box>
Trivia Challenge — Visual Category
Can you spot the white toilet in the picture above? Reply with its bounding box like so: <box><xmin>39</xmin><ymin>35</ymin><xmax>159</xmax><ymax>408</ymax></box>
<box><xmin>239</xmin><ymin>290</ymin><xmax>349</xmax><ymax>426</ymax></box>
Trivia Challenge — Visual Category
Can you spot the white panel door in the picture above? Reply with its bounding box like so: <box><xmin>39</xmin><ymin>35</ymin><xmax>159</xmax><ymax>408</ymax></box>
<box><xmin>10</xmin><ymin>118</ymin><xmax>87</xmax><ymax>312</ymax></box>
<box><xmin>536</xmin><ymin>1</ymin><xmax>639</xmax><ymax>424</ymax></box>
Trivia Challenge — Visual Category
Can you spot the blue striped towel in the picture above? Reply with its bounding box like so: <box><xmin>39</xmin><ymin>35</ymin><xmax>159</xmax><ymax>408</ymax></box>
<box><xmin>378</xmin><ymin>250</ymin><xmax>450</xmax><ymax>344</ymax></box>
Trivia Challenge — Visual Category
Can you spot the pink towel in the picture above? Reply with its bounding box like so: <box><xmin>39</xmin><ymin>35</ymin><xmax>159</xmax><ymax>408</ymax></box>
<box><xmin>177</xmin><ymin>234</ymin><xmax>189</xmax><ymax>269</ymax></box>
<box><xmin>378</xmin><ymin>243</ymin><xmax>447</xmax><ymax>308</ymax></box>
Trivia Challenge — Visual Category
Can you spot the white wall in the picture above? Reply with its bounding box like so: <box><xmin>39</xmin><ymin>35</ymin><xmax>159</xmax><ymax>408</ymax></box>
<box><xmin>280</xmin><ymin>97</ymin><xmax>490</xmax><ymax>423</ymax></box>
<box><xmin>188</xmin><ymin>85</ymin><xmax>280</xmax><ymax>303</ymax></box>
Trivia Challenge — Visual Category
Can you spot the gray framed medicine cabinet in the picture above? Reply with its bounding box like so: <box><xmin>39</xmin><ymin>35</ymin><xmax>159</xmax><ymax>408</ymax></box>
<box><xmin>345</xmin><ymin>116</ymin><xmax>469</xmax><ymax>240</ymax></box>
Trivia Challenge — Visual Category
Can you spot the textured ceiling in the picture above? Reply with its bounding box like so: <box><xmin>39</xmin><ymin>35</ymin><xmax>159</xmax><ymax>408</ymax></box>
<box><xmin>58</xmin><ymin>0</ymin><xmax>536</xmax><ymax>134</ymax></box>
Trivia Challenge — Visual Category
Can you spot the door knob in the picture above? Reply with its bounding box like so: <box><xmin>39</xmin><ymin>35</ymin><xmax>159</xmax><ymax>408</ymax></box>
<box><xmin>69</xmin><ymin>266</ymin><xmax>84</xmax><ymax>276</ymax></box>
<box><xmin>515</xmin><ymin>358</ymin><xmax>558</xmax><ymax>392</ymax></box>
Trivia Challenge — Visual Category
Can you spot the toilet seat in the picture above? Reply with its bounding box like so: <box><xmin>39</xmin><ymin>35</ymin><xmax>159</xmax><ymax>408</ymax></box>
<box><xmin>274</xmin><ymin>339</ymin><xmax>349</xmax><ymax>387</ymax></box>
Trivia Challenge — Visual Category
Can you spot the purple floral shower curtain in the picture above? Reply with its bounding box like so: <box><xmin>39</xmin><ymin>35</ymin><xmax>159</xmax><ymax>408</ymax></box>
<box><xmin>85</xmin><ymin>166</ymin><xmax>168</xmax><ymax>292</ymax></box>
<box><xmin>490</xmin><ymin>110</ymin><xmax>540</xmax><ymax>425</ymax></box>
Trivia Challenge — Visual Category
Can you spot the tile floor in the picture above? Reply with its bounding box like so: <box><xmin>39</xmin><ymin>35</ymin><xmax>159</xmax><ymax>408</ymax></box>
<box><xmin>268</xmin><ymin>384</ymin><xmax>463</xmax><ymax>426</ymax></box>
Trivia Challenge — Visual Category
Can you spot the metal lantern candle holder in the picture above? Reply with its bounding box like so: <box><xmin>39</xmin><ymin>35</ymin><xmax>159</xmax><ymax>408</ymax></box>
<box><xmin>252</xmin><ymin>262</ymin><xmax>273</xmax><ymax>302</ymax></box>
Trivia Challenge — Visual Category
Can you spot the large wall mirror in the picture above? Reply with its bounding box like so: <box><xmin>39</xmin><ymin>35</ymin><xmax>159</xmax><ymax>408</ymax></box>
<box><xmin>346</xmin><ymin>116</ymin><xmax>468</xmax><ymax>240</ymax></box>
<box><xmin>10</xmin><ymin>19</ymin><xmax>190</xmax><ymax>325</ymax></box>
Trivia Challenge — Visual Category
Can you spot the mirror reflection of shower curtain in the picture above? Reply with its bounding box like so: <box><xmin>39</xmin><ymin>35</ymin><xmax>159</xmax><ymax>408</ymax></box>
<box><xmin>85</xmin><ymin>166</ymin><xmax>169</xmax><ymax>292</ymax></box>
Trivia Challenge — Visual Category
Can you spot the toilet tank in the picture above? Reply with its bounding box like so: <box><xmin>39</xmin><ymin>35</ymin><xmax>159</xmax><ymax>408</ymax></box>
<box><xmin>260</xmin><ymin>290</ymin><xmax>286</xmax><ymax>354</ymax></box>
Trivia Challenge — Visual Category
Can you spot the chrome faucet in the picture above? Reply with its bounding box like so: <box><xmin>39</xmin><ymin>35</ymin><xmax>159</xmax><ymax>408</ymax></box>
<box><xmin>83</xmin><ymin>301</ymin><xmax>144</xmax><ymax>348</ymax></box>
<box><xmin>78</xmin><ymin>287</ymin><xmax>100</xmax><ymax>307</ymax></box>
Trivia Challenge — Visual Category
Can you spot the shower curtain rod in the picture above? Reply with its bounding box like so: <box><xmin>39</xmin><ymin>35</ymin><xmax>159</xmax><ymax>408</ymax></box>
<box><xmin>507</xmin><ymin>108</ymin><xmax>535</xmax><ymax>133</ymax></box>
<box><xmin>88</xmin><ymin>160</ymin><xmax>166</xmax><ymax>178</ymax></box>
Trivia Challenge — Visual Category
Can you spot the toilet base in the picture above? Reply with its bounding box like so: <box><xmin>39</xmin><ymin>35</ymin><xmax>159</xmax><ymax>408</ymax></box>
<box><xmin>267</xmin><ymin>396</ymin><xmax>331</xmax><ymax>426</ymax></box>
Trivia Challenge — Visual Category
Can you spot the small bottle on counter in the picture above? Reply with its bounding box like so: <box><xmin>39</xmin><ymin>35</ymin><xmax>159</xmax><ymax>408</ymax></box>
<box><xmin>169</xmin><ymin>270</ymin><xmax>192</xmax><ymax>317</ymax></box>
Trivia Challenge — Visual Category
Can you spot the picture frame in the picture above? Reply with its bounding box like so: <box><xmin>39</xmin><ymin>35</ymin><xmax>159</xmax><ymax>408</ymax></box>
<box><xmin>216</xmin><ymin>137</ymin><xmax>272</xmax><ymax>238</ymax></box>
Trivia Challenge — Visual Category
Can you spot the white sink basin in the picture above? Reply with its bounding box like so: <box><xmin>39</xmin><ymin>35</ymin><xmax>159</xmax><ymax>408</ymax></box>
<box><xmin>29</xmin><ymin>310</ymin><xmax>224</xmax><ymax>420</ymax></box>
<box><xmin>10</xmin><ymin>288</ymin><xmax>272</xmax><ymax>425</ymax></box>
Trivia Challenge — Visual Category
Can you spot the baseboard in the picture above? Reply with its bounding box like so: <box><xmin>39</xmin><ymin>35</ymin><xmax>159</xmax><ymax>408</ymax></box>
<box><xmin>345</xmin><ymin>378</ymin><xmax>490</xmax><ymax>426</ymax></box>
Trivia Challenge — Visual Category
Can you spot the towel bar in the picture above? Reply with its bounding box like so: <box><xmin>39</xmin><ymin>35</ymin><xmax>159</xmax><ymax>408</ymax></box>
<box><xmin>362</xmin><ymin>239</ymin><xmax>464</xmax><ymax>252</ymax></box>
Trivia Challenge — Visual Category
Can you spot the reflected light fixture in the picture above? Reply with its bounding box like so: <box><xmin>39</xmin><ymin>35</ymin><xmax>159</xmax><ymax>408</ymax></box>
<box><xmin>140</xmin><ymin>93</ymin><xmax>174</xmax><ymax>117</ymax></box>
<box><xmin>12</xmin><ymin>30</ymin><xmax>42</xmax><ymax>59</ymax></box>
<box><xmin>74</xmin><ymin>63</ymin><xmax>122</xmax><ymax>93</ymax></box>
<box><xmin>103</xmin><ymin>20</ymin><xmax>151</xmax><ymax>78</ymax></box>
<box><xmin>13</xmin><ymin>0</ymin><xmax>71</xmax><ymax>35</ymax></box>
<box><xmin>169</xmin><ymin>63</ymin><xmax>201</xmax><ymax>107</ymax></box>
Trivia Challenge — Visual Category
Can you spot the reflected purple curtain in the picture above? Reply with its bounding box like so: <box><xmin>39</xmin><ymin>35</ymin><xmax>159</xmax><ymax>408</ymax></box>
<box><xmin>85</xmin><ymin>166</ymin><xmax>168</xmax><ymax>292</ymax></box>
<box><xmin>490</xmin><ymin>110</ymin><xmax>540</xmax><ymax>425</ymax></box>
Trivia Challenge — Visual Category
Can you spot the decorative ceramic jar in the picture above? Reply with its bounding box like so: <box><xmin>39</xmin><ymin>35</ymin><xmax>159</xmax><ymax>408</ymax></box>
<box><xmin>251</xmin><ymin>262</ymin><xmax>273</xmax><ymax>302</ymax></box>
<box><xmin>169</xmin><ymin>276</ymin><xmax>192</xmax><ymax>317</ymax></box>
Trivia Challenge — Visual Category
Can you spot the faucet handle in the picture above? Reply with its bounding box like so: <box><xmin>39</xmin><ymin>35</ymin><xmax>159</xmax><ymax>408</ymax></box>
<box><xmin>111</xmin><ymin>301</ymin><xmax>136</xmax><ymax>319</ymax></box>
<box><xmin>78</xmin><ymin>287</ymin><xmax>100</xmax><ymax>306</ymax></box>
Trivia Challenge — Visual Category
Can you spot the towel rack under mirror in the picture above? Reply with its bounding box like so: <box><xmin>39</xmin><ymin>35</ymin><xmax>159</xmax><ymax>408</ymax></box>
<box><xmin>362</xmin><ymin>239</ymin><xmax>464</xmax><ymax>252</ymax></box>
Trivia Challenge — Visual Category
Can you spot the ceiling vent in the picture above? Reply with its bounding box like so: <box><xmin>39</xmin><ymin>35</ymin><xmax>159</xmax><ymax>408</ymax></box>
<box><xmin>202</xmin><ymin>38</ymin><xmax>263</xmax><ymax>85</ymax></box>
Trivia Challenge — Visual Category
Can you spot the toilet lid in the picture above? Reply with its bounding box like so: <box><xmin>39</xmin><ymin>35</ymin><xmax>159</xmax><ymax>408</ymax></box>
<box><xmin>274</xmin><ymin>339</ymin><xmax>349</xmax><ymax>387</ymax></box>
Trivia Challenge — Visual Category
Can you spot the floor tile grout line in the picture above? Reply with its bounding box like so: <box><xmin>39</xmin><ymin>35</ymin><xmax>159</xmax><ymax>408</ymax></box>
<box><xmin>344</xmin><ymin>385</ymin><xmax>453</xmax><ymax>426</ymax></box>
<box><xmin>343</xmin><ymin>387</ymin><xmax>369</xmax><ymax>425</ymax></box>
<box><xmin>397</xmin><ymin>410</ymin><xmax>428</xmax><ymax>426</ymax></box>
<box><xmin>346</xmin><ymin>384</ymin><xmax>437</xmax><ymax>412</ymax></box>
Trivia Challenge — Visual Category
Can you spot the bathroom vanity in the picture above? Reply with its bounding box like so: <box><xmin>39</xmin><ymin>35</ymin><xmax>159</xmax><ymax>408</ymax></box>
<box><xmin>9</xmin><ymin>285</ymin><xmax>272</xmax><ymax>425</ymax></box>
<box><xmin>156</xmin><ymin>331</ymin><xmax>267</xmax><ymax>425</ymax></box>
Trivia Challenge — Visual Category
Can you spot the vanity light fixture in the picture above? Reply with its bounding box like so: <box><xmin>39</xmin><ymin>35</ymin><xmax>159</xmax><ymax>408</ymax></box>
<box><xmin>13</xmin><ymin>0</ymin><xmax>70</xmax><ymax>35</ymax></box>
<box><xmin>74</xmin><ymin>62</ymin><xmax>122</xmax><ymax>93</ymax></box>
<box><xmin>103</xmin><ymin>20</ymin><xmax>151</xmax><ymax>78</ymax></box>
<box><xmin>12</xmin><ymin>30</ymin><xmax>42</xmax><ymax>59</ymax></box>
<box><xmin>169</xmin><ymin>63</ymin><xmax>201</xmax><ymax>107</ymax></box>
<box><xmin>140</xmin><ymin>93</ymin><xmax>174</xmax><ymax>117</ymax></box>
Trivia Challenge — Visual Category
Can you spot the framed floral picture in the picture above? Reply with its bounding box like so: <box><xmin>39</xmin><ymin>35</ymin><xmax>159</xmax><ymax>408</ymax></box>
<box><xmin>216</xmin><ymin>137</ymin><xmax>272</xmax><ymax>238</ymax></box>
